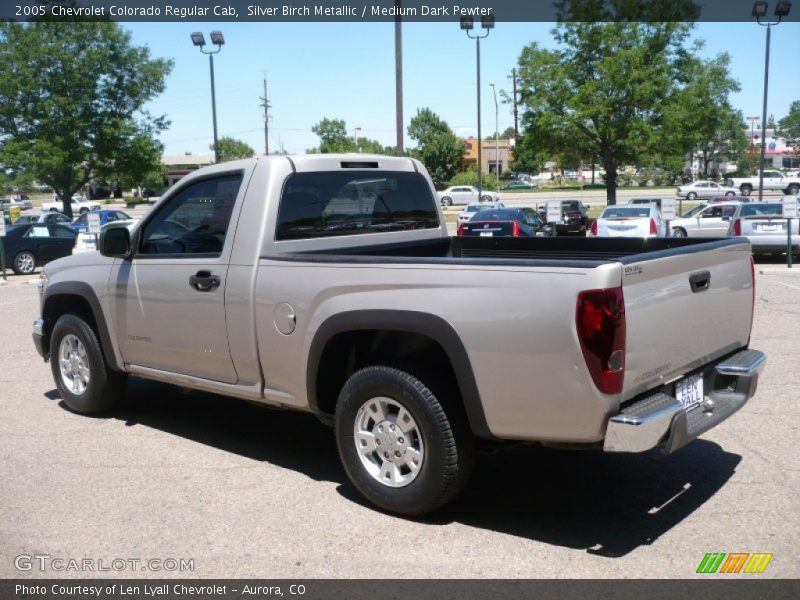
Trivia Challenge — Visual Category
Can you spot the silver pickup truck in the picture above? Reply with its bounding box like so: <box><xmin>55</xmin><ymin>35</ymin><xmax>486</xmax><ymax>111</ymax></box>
<box><xmin>32</xmin><ymin>155</ymin><xmax>765</xmax><ymax>515</ymax></box>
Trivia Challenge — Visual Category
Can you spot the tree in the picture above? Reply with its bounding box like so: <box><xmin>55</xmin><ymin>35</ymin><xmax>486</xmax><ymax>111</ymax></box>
<box><xmin>484</xmin><ymin>127</ymin><xmax>516</xmax><ymax>141</ymax></box>
<box><xmin>214</xmin><ymin>136</ymin><xmax>255</xmax><ymax>162</ymax></box>
<box><xmin>515</xmin><ymin>8</ymin><xmax>698</xmax><ymax>203</ymax></box>
<box><xmin>0</xmin><ymin>22</ymin><xmax>172</xmax><ymax>217</ymax></box>
<box><xmin>308</xmin><ymin>118</ymin><xmax>355</xmax><ymax>153</ymax></box>
<box><xmin>449</xmin><ymin>166</ymin><xmax>499</xmax><ymax>191</ymax></box>
<box><xmin>779</xmin><ymin>101</ymin><xmax>800</xmax><ymax>154</ymax></box>
<box><xmin>407</xmin><ymin>108</ymin><xmax>464</xmax><ymax>187</ymax></box>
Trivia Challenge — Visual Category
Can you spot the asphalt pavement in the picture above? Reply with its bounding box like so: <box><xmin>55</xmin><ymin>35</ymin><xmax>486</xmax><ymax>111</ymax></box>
<box><xmin>0</xmin><ymin>261</ymin><xmax>797</xmax><ymax>579</ymax></box>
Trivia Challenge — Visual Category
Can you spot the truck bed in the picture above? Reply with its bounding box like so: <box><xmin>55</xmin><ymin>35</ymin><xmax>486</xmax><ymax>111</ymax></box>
<box><xmin>275</xmin><ymin>235</ymin><xmax>745</xmax><ymax>267</ymax></box>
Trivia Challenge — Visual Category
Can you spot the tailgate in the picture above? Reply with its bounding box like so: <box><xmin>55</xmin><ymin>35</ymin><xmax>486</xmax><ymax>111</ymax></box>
<box><xmin>620</xmin><ymin>240</ymin><xmax>753</xmax><ymax>401</ymax></box>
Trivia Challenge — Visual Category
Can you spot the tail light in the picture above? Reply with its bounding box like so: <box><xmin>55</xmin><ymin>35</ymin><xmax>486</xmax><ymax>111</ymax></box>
<box><xmin>733</xmin><ymin>218</ymin><xmax>742</xmax><ymax>236</ymax></box>
<box><xmin>576</xmin><ymin>287</ymin><xmax>626</xmax><ymax>395</ymax></box>
<box><xmin>650</xmin><ymin>218</ymin><xmax>658</xmax><ymax>235</ymax></box>
<box><xmin>511</xmin><ymin>220</ymin><xmax>521</xmax><ymax>237</ymax></box>
<box><xmin>457</xmin><ymin>223</ymin><xmax>465</xmax><ymax>237</ymax></box>
<box><xmin>590</xmin><ymin>220</ymin><xmax>598</xmax><ymax>236</ymax></box>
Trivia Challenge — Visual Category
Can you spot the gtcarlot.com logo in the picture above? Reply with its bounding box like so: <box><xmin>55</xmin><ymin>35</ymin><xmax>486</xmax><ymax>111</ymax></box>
<box><xmin>14</xmin><ymin>554</ymin><xmax>194</xmax><ymax>573</ymax></box>
<box><xmin>696</xmin><ymin>552</ymin><xmax>773</xmax><ymax>574</ymax></box>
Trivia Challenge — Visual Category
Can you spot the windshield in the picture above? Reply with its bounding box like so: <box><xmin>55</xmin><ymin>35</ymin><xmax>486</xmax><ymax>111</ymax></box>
<box><xmin>471</xmin><ymin>208</ymin><xmax>521</xmax><ymax>221</ymax></box>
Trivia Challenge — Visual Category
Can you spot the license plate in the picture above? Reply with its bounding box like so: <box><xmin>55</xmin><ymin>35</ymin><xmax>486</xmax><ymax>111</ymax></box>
<box><xmin>760</xmin><ymin>224</ymin><xmax>778</xmax><ymax>232</ymax></box>
<box><xmin>675</xmin><ymin>373</ymin><xmax>704</xmax><ymax>410</ymax></box>
<box><xmin>480</xmin><ymin>231</ymin><xmax>493</xmax><ymax>237</ymax></box>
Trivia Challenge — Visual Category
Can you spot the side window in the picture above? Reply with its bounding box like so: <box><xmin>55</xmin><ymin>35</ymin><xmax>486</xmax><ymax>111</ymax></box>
<box><xmin>722</xmin><ymin>206</ymin><xmax>737</xmax><ymax>217</ymax></box>
<box><xmin>139</xmin><ymin>174</ymin><xmax>242</xmax><ymax>256</ymax></box>
<box><xmin>25</xmin><ymin>226</ymin><xmax>51</xmax><ymax>238</ymax></box>
<box><xmin>50</xmin><ymin>225</ymin><xmax>76</xmax><ymax>239</ymax></box>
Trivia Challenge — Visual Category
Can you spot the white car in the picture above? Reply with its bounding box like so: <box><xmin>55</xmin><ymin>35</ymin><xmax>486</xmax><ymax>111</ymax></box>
<box><xmin>669</xmin><ymin>201</ymin><xmax>741</xmax><ymax>238</ymax></box>
<box><xmin>676</xmin><ymin>180</ymin><xmax>738</xmax><ymax>200</ymax></box>
<box><xmin>42</xmin><ymin>195</ymin><xmax>102</xmax><ymax>214</ymax></box>
<box><xmin>73</xmin><ymin>219</ymin><xmax>137</xmax><ymax>254</ymax></box>
<box><xmin>438</xmin><ymin>186</ymin><xmax>499</xmax><ymax>207</ymax></box>
<box><xmin>588</xmin><ymin>205</ymin><xmax>665</xmax><ymax>238</ymax></box>
<box><xmin>457</xmin><ymin>202</ymin><xmax>505</xmax><ymax>224</ymax></box>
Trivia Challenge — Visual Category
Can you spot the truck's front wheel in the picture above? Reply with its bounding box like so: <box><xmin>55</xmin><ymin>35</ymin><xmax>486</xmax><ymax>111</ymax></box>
<box><xmin>50</xmin><ymin>314</ymin><xmax>127</xmax><ymax>415</ymax></box>
<box><xmin>335</xmin><ymin>366</ymin><xmax>474</xmax><ymax>516</ymax></box>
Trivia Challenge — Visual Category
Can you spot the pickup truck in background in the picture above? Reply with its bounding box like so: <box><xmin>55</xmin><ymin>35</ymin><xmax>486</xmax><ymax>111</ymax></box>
<box><xmin>32</xmin><ymin>155</ymin><xmax>766</xmax><ymax>515</ymax></box>
<box><xmin>726</xmin><ymin>170</ymin><xmax>800</xmax><ymax>196</ymax></box>
<box><xmin>41</xmin><ymin>195</ymin><xmax>102</xmax><ymax>215</ymax></box>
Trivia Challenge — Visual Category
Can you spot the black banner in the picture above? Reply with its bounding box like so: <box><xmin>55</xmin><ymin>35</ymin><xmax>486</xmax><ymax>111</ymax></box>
<box><xmin>4</xmin><ymin>0</ymin><xmax>800</xmax><ymax>23</ymax></box>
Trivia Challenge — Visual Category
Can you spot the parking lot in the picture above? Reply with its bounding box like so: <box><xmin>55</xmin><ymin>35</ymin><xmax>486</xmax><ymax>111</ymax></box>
<box><xmin>0</xmin><ymin>258</ymin><xmax>798</xmax><ymax>579</ymax></box>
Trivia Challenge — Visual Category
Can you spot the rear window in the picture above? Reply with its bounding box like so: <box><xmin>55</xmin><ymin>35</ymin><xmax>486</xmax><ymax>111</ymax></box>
<box><xmin>472</xmin><ymin>208</ymin><xmax>521</xmax><ymax>221</ymax></box>
<box><xmin>276</xmin><ymin>171</ymin><xmax>439</xmax><ymax>240</ymax></box>
<box><xmin>602</xmin><ymin>207</ymin><xmax>651</xmax><ymax>218</ymax></box>
<box><xmin>740</xmin><ymin>204</ymin><xmax>783</xmax><ymax>217</ymax></box>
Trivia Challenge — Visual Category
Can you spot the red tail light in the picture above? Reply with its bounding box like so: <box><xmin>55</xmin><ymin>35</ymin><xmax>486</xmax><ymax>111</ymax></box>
<box><xmin>733</xmin><ymin>218</ymin><xmax>742</xmax><ymax>236</ymax></box>
<box><xmin>511</xmin><ymin>220</ymin><xmax>521</xmax><ymax>237</ymax></box>
<box><xmin>649</xmin><ymin>218</ymin><xmax>658</xmax><ymax>235</ymax></box>
<box><xmin>576</xmin><ymin>287</ymin><xmax>626</xmax><ymax>395</ymax></box>
<box><xmin>457</xmin><ymin>223</ymin><xmax>465</xmax><ymax>237</ymax></box>
<box><xmin>590</xmin><ymin>220</ymin><xmax>598</xmax><ymax>236</ymax></box>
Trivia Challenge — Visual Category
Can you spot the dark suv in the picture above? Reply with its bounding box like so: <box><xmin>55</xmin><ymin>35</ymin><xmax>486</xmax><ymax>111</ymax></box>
<box><xmin>554</xmin><ymin>200</ymin><xmax>589</xmax><ymax>235</ymax></box>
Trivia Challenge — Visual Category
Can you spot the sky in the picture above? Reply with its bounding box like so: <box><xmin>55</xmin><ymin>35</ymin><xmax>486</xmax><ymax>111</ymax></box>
<box><xmin>124</xmin><ymin>20</ymin><xmax>800</xmax><ymax>157</ymax></box>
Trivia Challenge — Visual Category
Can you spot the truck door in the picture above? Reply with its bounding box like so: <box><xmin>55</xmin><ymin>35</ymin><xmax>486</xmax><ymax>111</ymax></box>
<box><xmin>110</xmin><ymin>172</ymin><xmax>244</xmax><ymax>384</ymax></box>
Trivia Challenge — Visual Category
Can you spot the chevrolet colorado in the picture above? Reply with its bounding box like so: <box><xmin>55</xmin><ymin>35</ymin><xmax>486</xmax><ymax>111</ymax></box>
<box><xmin>32</xmin><ymin>155</ymin><xmax>765</xmax><ymax>515</ymax></box>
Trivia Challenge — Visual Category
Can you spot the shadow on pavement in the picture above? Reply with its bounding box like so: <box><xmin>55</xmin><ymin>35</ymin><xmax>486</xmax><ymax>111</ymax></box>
<box><xmin>45</xmin><ymin>377</ymin><xmax>741</xmax><ymax>558</ymax></box>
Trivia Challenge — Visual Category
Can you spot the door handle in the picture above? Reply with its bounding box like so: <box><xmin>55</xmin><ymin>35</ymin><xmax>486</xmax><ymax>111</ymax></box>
<box><xmin>689</xmin><ymin>270</ymin><xmax>711</xmax><ymax>293</ymax></box>
<box><xmin>189</xmin><ymin>270</ymin><xmax>221</xmax><ymax>292</ymax></box>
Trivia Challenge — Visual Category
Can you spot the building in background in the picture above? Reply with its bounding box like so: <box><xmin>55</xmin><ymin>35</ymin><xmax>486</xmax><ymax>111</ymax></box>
<box><xmin>161</xmin><ymin>153</ymin><xmax>215</xmax><ymax>186</ymax></box>
<box><xmin>463</xmin><ymin>138</ymin><xmax>515</xmax><ymax>176</ymax></box>
<box><xmin>750</xmin><ymin>128</ymin><xmax>799</xmax><ymax>170</ymax></box>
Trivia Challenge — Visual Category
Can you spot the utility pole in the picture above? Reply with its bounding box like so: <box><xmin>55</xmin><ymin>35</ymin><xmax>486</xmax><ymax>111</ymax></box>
<box><xmin>394</xmin><ymin>0</ymin><xmax>404</xmax><ymax>156</ymax></box>
<box><xmin>260</xmin><ymin>77</ymin><xmax>271</xmax><ymax>155</ymax></box>
<box><xmin>512</xmin><ymin>68</ymin><xmax>519</xmax><ymax>143</ymax></box>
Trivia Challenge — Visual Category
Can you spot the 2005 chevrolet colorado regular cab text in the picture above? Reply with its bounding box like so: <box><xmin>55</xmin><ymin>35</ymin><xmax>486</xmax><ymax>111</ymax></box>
<box><xmin>32</xmin><ymin>155</ymin><xmax>766</xmax><ymax>515</ymax></box>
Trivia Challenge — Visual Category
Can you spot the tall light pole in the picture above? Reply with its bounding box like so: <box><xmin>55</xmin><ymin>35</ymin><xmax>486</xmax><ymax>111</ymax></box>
<box><xmin>461</xmin><ymin>15</ymin><xmax>494</xmax><ymax>195</ymax></box>
<box><xmin>394</xmin><ymin>0</ymin><xmax>404</xmax><ymax>156</ymax></box>
<box><xmin>753</xmin><ymin>1</ymin><xmax>791</xmax><ymax>201</ymax></box>
<box><xmin>490</xmin><ymin>83</ymin><xmax>499</xmax><ymax>177</ymax></box>
<box><xmin>191</xmin><ymin>31</ymin><xmax>225</xmax><ymax>163</ymax></box>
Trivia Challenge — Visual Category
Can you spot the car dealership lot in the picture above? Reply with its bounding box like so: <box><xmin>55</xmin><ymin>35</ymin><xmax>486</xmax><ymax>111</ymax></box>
<box><xmin>0</xmin><ymin>264</ymin><xmax>798</xmax><ymax>579</ymax></box>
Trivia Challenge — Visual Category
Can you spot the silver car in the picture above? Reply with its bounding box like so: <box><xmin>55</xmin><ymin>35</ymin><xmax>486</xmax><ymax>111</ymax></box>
<box><xmin>457</xmin><ymin>202</ymin><xmax>504</xmax><ymax>224</ymax></box>
<box><xmin>677</xmin><ymin>180</ymin><xmax>739</xmax><ymax>200</ymax></box>
<box><xmin>728</xmin><ymin>201</ymin><xmax>799</xmax><ymax>258</ymax></box>
<box><xmin>438</xmin><ymin>186</ymin><xmax>499</xmax><ymax>206</ymax></box>
<box><xmin>670</xmin><ymin>201</ymin><xmax>741</xmax><ymax>238</ymax></box>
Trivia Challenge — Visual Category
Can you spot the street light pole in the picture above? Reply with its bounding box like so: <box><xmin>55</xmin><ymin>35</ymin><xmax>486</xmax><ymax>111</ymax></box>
<box><xmin>490</xmin><ymin>83</ymin><xmax>499</xmax><ymax>176</ymax></box>
<box><xmin>191</xmin><ymin>31</ymin><xmax>225</xmax><ymax>163</ymax></box>
<box><xmin>354</xmin><ymin>127</ymin><xmax>361</xmax><ymax>152</ymax></box>
<box><xmin>753</xmin><ymin>1</ymin><xmax>791</xmax><ymax>202</ymax></box>
<box><xmin>461</xmin><ymin>16</ymin><xmax>493</xmax><ymax>196</ymax></box>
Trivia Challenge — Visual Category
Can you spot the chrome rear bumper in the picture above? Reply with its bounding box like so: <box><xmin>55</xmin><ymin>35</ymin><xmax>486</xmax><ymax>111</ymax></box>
<box><xmin>603</xmin><ymin>349</ymin><xmax>766</xmax><ymax>456</ymax></box>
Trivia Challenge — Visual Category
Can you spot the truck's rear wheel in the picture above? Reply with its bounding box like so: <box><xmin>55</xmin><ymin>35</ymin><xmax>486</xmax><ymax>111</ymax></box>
<box><xmin>787</xmin><ymin>184</ymin><xmax>799</xmax><ymax>196</ymax></box>
<box><xmin>335</xmin><ymin>366</ymin><xmax>474</xmax><ymax>516</ymax></box>
<box><xmin>740</xmin><ymin>184</ymin><xmax>752</xmax><ymax>196</ymax></box>
<box><xmin>50</xmin><ymin>314</ymin><xmax>126</xmax><ymax>415</ymax></box>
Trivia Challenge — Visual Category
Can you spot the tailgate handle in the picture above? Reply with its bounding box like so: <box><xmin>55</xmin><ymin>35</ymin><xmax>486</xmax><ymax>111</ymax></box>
<box><xmin>689</xmin><ymin>271</ymin><xmax>711</xmax><ymax>293</ymax></box>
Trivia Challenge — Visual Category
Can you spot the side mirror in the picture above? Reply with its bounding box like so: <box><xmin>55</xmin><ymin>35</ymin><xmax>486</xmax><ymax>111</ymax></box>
<box><xmin>99</xmin><ymin>227</ymin><xmax>131</xmax><ymax>258</ymax></box>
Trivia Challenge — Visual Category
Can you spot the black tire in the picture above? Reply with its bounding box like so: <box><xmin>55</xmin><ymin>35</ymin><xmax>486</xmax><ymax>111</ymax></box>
<box><xmin>480</xmin><ymin>195</ymin><xmax>493</xmax><ymax>202</ymax></box>
<box><xmin>49</xmin><ymin>314</ymin><xmax>127</xmax><ymax>415</ymax></box>
<box><xmin>12</xmin><ymin>250</ymin><xmax>36</xmax><ymax>275</ymax></box>
<box><xmin>687</xmin><ymin>192</ymin><xmax>697</xmax><ymax>200</ymax></box>
<box><xmin>49</xmin><ymin>207</ymin><xmax>58</xmax><ymax>213</ymax></box>
<box><xmin>725</xmin><ymin>191</ymin><xmax>736</xmax><ymax>198</ymax></box>
<box><xmin>441</xmin><ymin>196</ymin><xmax>452</xmax><ymax>207</ymax></box>
<box><xmin>740</xmin><ymin>185</ymin><xmax>752</xmax><ymax>196</ymax></box>
<box><xmin>787</xmin><ymin>184</ymin><xmax>799</xmax><ymax>196</ymax></box>
<box><xmin>79</xmin><ymin>207</ymin><xmax>89</xmax><ymax>215</ymax></box>
<box><xmin>335</xmin><ymin>366</ymin><xmax>474</xmax><ymax>516</ymax></box>
<box><xmin>672</xmin><ymin>227</ymin><xmax>688</xmax><ymax>238</ymax></box>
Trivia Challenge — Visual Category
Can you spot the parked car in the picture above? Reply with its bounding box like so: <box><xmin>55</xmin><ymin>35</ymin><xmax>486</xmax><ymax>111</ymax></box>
<box><xmin>457</xmin><ymin>206</ymin><xmax>548</xmax><ymax>237</ymax></box>
<box><xmin>0</xmin><ymin>198</ymin><xmax>30</xmax><ymax>210</ymax></box>
<box><xmin>71</xmin><ymin>210</ymin><xmax>132</xmax><ymax>233</ymax></box>
<box><xmin>457</xmin><ymin>202</ymin><xmax>504</xmax><ymax>225</ymax></box>
<box><xmin>727</xmin><ymin>201</ymin><xmax>799</xmax><ymax>258</ymax></box>
<box><xmin>677</xmin><ymin>181</ymin><xmax>738</xmax><ymax>200</ymax></box>
<box><xmin>438</xmin><ymin>186</ymin><xmax>499</xmax><ymax>206</ymax></box>
<box><xmin>670</xmin><ymin>201</ymin><xmax>741</xmax><ymax>238</ymax></box>
<box><xmin>501</xmin><ymin>180</ymin><xmax>537</xmax><ymax>190</ymax></box>
<box><xmin>13</xmin><ymin>212</ymin><xmax>72</xmax><ymax>226</ymax></box>
<box><xmin>41</xmin><ymin>195</ymin><xmax>102</xmax><ymax>214</ymax></box>
<box><xmin>73</xmin><ymin>219</ymin><xmax>137</xmax><ymax>254</ymax></box>
<box><xmin>588</xmin><ymin>205</ymin><xmax>665</xmax><ymax>238</ymax></box>
<box><xmin>11</xmin><ymin>194</ymin><xmax>33</xmax><ymax>209</ymax></box>
<box><xmin>32</xmin><ymin>154</ymin><xmax>764</xmax><ymax>516</ymax></box>
<box><xmin>627</xmin><ymin>197</ymin><xmax>663</xmax><ymax>211</ymax></box>
<box><xmin>726</xmin><ymin>170</ymin><xmax>800</xmax><ymax>196</ymax></box>
<box><xmin>709</xmin><ymin>195</ymin><xmax>751</xmax><ymax>204</ymax></box>
<box><xmin>1</xmin><ymin>223</ymin><xmax>77</xmax><ymax>275</ymax></box>
<box><xmin>544</xmin><ymin>200</ymin><xmax>589</xmax><ymax>235</ymax></box>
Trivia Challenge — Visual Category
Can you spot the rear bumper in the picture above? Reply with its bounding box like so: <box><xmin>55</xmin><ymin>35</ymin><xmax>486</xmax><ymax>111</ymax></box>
<box><xmin>603</xmin><ymin>349</ymin><xmax>766</xmax><ymax>456</ymax></box>
<box><xmin>32</xmin><ymin>317</ymin><xmax>47</xmax><ymax>360</ymax></box>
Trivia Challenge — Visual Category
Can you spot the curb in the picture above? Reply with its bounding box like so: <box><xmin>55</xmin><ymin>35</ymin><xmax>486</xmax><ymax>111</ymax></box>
<box><xmin>758</xmin><ymin>267</ymin><xmax>800</xmax><ymax>275</ymax></box>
